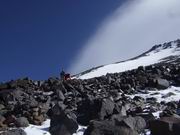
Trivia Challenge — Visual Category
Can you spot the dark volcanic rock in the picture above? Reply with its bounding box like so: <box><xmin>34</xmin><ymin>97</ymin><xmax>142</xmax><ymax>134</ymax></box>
<box><xmin>3</xmin><ymin>115</ymin><xmax>16</xmax><ymax>127</ymax></box>
<box><xmin>56</xmin><ymin>89</ymin><xmax>65</xmax><ymax>101</ymax></box>
<box><xmin>49</xmin><ymin>102</ymin><xmax>78</xmax><ymax>135</ymax></box>
<box><xmin>1</xmin><ymin>129</ymin><xmax>27</xmax><ymax>135</ymax></box>
<box><xmin>115</xmin><ymin>116</ymin><xmax>146</xmax><ymax>133</ymax></box>
<box><xmin>149</xmin><ymin>117</ymin><xmax>180</xmax><ymax>135</ymax></box>
<box><xmin>15</xmin><ymin>117</ymin><xmax>29</xmax><ymax>127</ymax></box>
<box><xmin>84</xmin><ymin>120</ymin><xmax>138</xmax><ymax>135</ymax></box>
<box><xmin>135</xmin><ymin>113</ymin><xmax>155</xmax><ymax>127</ymax></box>
<box><xmin>77</xmin><ymin>98</ymin><xmax>115</xmax><ymax>125</ymax></box>
<box><xmin>98</xmin><ymin>98</ymin><xmax>115</xmax><ymax>120</ymax></box>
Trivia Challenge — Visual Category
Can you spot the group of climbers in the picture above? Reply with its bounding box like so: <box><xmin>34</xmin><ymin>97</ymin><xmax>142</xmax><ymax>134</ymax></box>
<box><xmin>60</xmin><ymin>69</ymin><xmax>71</xmax><ymax>80</ymax></box>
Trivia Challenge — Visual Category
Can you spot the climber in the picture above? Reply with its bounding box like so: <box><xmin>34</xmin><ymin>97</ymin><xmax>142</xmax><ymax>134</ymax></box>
<box><xmin>60</xmin><ymin>69</ymin><xmax>71</xmax><ymax>80</ymax></box>
<box><xmin>60</xmin><ymin>69</ymin><xmax>65</xmax><ymax>80</ymax></box>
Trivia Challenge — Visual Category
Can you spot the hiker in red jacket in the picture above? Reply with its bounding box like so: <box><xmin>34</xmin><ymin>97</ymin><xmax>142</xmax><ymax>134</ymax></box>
<box><xmin>64</xmin><ymin>73</ymin><xmax>71</xmax><ymax>80</ymax></box>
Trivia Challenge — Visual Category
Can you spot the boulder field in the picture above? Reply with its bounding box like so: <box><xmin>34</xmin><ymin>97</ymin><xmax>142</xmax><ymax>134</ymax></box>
<box><xmin>0</xmin><ymin>63</ymin><xmax>180</xmax><ymax>135</ymax></box>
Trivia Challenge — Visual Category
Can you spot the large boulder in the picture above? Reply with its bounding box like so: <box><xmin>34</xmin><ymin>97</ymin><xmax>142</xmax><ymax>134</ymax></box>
<box><xmin>77</xmin><ymin>98</ymin><xmax>115</xmax><ymax>125</ymax></box>
<box><xmin>84</xmin><ymin>120</ymin><xmax>138</xmax><ymax>135</ymax></box>
<box><xmin>149</xmin><ymin>117</ymin><xmax>180</xmax><ymax>135</ymax></box>
<box><xmin>49</xmin><ymin>102</ymin><xmax>78</xmax><ymax>135</ymax></box>
<box><xmin>56</xmin><ymin>89</ymin><xmax>65</xmax><ymax>101</ymax></box>
<box><xmin>98</xmin><ymin>98</ymin><xmax>115</xmax><ymax>120</ymax></box>
<box><xmin>156</xmin><ymin>78</ymin><xmax>170</xmax><ymax>89</ymax></box>
<box><xmin>135</xmin><ymin>113</ymin><xmax>155</xmax><ymax>127</ymax></box>
<box><xmin>114</xmin><ymin>116</ymin><xmax>146</xmax><ymax>133</ymax></box>
<box><xmin>15</xmin><ymin>117</ymin><xmax>29</xmax><ymax>127</ymax></box>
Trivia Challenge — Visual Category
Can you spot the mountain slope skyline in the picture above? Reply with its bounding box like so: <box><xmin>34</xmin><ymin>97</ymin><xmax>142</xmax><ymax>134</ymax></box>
<box><xmin>69</xmin><ymin>0</ymin><xmax>180</xmax><ymax>74</ymax></box>
<box><xmin>76</xmin><ymin>39</ymin><xmax>180</xmax><ymax>79</ymax></box>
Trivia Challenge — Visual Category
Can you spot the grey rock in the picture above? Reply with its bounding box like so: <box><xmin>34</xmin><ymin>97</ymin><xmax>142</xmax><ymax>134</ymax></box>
<box><xmin>1</xmin><ymin>129</ymin><xmax>27</xmax><ymax>135</ymax></box>
<box><xmin>84</xmin><ymin>120</ymin><xmax>138</xmax><ymax>135</ymax></box>
<box><xmin>156</xmin><ymin>78</ymin><xmax>170</xmax><ymax>89</ymax></box>
<box><xmin>15</xmin><ymin>117</ymin><xmax>29</xmax><ymax>127</ymax></box>
<box><xmin>56</xmin><ymin>89</ymin><xmax>65</xmax><ymax>101</ymax></box>
<box><xmin>149</xmin><ymin>117</ymin><xmax>180</xmax><ymax>135</ymax></box>
<box><xmin>115</xmin><ymin>116</ymin><xmax>146</xmax><ymax>133</ymax></box>
<box><xmin>49</xmin><ymin>103</ymin><xmax>78</xmax><ymax>135</ymax></box>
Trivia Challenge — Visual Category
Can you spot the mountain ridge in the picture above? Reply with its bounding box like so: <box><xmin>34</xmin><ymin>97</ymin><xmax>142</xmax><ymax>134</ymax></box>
<box><xmin>76</xmin><ymin>39</ymin><xmax>180</xmax><ymax>79</ymax></box>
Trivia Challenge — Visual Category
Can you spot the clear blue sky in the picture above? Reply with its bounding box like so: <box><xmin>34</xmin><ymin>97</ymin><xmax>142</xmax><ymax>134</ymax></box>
<box><xmin>0</xmin><ymin>0</ymin><xmax>124</xmax><ymax>81</ymax></box>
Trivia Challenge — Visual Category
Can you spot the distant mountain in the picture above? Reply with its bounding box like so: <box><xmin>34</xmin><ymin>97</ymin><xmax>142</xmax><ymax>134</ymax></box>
<box><xmin>76</xmin><ymin>39</ymin><xmax>180</xmax><ymax>79</ymax></box>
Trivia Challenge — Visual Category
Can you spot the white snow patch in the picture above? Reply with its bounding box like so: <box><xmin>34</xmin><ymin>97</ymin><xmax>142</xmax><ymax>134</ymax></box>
<box><xmin>78</xmin><ymin>43</ymin><xmax>180</xmax><ymax>79</ymax></box>
<box><xmin>43</xmin><ymin>91</ymin><xmax>54</xmax><ymax>96</ymax></box>
<box><xmin>143</xmin><ymin>130</ymin><xmax>151</xmax><ymax>135</ymax></box>
<box><xmin>129</xmin><ymin>86</ymin><xmax>180</xmax><ymax>103</ymax></box>
<box><xmin>24</xmin><ymin>119</ymin><xmax>50</xmax><ymax>135</ymax></box>
<box><xmin>152</xmin><ymin>111</ymin><xmax>162</xmax><ymax>119</ymax></box>
<box><xmin>73</xmin><ymin>126</ymin><xmax>87</xmax><ymax>135</ymax></box>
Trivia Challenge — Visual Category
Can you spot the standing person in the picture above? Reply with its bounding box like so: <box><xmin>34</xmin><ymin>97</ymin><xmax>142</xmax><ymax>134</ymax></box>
<box><xmin>60</xmin><ymin>69</ymin><xmax>65</xmax><ymax>80</ymax></box>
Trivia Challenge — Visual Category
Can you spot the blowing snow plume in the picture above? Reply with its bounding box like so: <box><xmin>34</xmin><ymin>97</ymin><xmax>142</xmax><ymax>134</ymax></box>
<box><xmin>69</xmin><ymin>0</ymin><xmax>180</xmax><ymax>74</ymax></box>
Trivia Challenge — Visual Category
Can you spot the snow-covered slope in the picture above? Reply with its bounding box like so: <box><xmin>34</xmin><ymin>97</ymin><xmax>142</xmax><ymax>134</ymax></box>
<box><xmin>77</xmin><ymin>39</ymin><xmax>180</xmax><ymax>79</ymax></box>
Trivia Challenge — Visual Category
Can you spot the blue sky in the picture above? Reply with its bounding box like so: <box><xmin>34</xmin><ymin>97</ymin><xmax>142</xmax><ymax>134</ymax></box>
<box><xmin>0</xmin><ymin>0</ymin><xmax>124</xmax><ymax>81</ymax></box>
<box><xmin>1</xmin><ymin>0</ymin><xmax>180</xmax><ymax>82</ymax></box>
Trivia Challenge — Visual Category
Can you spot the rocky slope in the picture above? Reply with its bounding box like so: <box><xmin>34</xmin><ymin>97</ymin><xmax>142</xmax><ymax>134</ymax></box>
<box><xmin>0</xmin><ymin>39</ymin><xmax>180</xmax><ymax>135</ymax></box>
